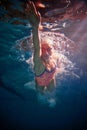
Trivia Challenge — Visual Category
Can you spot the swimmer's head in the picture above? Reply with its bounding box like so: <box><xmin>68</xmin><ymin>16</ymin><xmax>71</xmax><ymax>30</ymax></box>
<box><xmin>41</xmin><ymin>38</ymin><xmax>57</xmax><ymax>66</ymax></box>
<box><xmin>41</xmin><ymin>39</ymin><xmax>53</xmax><ymax>58</ymax></box>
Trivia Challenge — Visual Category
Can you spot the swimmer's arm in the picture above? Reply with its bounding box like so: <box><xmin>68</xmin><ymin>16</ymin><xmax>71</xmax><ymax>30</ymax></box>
<box><xmin>25</xmin><ymin>1</ymin><xmax>45</xmax><ymax>74</ymax></box>
<box><xmin>32</xmin><ymin>27</ymin><xmax>45</xmax><ymax>75</ymax></box>
<box><xmin>32</xmin><ymin>27</ymin><xmax>40</xmax><ymax>56</ymax></box>
<box><xmin>25</xmin><ymin>0</ymin><xmax>41</xmax><ymax>55</ymax></box>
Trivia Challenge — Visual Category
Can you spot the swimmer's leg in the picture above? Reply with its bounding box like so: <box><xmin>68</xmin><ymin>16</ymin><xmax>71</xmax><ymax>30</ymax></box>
<box><xmin>35</xmin><ymin>79</ymin><xmax>56</xmax><ymax>94</ymax></box>
<box><xmin>47</xmin><ymin>79</ymin><xmax>56</xmax><ymax>92</ymax></box>
<box><xmin>35</xmin><ymin>83</ymin><xmax>45</xmax><ymax>94</ymax></box>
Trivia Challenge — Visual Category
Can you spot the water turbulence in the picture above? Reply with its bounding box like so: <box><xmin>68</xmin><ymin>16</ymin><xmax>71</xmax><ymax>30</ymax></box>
<box><xmin>14</xmin><ymin>29</ymin><xmax>78</xmax><ymax>107</ymax></box>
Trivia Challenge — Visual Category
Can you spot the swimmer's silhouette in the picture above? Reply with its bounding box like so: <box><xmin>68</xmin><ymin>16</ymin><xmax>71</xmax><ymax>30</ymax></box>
<box><xmin>25</xmin><ymin>1</ymin><xmax>57</xmax><ymax>94</ymax></box>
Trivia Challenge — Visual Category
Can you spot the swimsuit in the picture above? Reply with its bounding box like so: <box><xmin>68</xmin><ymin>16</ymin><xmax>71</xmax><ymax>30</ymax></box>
<box><xmin>35</xmin><ymin>42</ymin><xmax>56</xmax><ymax>86</ymax></box>
<box><xmin>35</xmin><ymin>66</ymin><xmax>56</xmax><ymax>86</ymax></box>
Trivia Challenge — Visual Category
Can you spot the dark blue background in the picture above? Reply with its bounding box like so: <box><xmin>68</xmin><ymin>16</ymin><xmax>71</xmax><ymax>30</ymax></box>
<box><xmin>0</xmin><ymin>0</ymin><xmax>87</xmax><ymax>130</ymax></box>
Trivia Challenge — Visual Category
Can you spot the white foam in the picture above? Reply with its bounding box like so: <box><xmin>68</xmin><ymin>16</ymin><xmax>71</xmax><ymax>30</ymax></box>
<box><xmin>24</xmin><ymin>81</ymin><xmax>36</xmax><ymax>90</ymax></box>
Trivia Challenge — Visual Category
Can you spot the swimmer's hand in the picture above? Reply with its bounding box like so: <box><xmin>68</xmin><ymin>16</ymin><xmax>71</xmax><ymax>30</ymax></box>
<box><xmin>25</xmin><ymin>1</ymin><xmax>41</xmax><ymax>28</ymax></box>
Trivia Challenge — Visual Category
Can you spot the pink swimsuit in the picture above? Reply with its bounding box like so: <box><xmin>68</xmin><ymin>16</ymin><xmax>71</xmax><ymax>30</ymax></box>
<box><xmin>35</xmin><ymin>67</ymin><xmax>56</xmax><ymax>86</ymax></box>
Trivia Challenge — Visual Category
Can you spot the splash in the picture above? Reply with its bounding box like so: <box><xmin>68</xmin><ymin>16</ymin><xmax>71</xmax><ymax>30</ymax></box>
<box><xmin>14</xmin><ymin>30</ymin><xmax>78</xmax><ymax>107</ymax></box>
<box><xmin>15</xmin><ymin>31</ymin><xmax>75</xmax><ymax>73</ymax></box>
<box><xmin>15</xmin><ymin>29</ymin><xmax>78</xmax><ymax>80</ymax></box>
<box><xmin>37</xmin><ymin>90</ymin><xmax>57</xmax><ymax>108</ymax></box>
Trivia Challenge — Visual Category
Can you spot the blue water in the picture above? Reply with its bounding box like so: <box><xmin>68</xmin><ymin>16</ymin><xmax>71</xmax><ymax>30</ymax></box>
<box><xmin>0</xmin><ymin>19</ymin><xmax>87</xmax><ymax>130</ymax></box>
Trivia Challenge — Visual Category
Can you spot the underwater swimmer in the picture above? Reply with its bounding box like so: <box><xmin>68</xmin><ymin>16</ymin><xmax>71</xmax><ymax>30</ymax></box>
<box><xmin>25</xmin><ymin>1</ymin><xmax>57</xmax><ymax>94</ymax></box>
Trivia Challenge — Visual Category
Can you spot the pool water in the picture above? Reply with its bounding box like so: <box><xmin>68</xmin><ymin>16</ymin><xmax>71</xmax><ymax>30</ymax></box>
<box><xmin>0</xmin><ymin>1</ymin><xmax>87</xmax><ymax>130</ymax></box>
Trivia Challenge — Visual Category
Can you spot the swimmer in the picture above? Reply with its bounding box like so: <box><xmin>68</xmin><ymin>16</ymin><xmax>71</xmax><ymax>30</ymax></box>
<box><xmin>25</xmin><ymin>1</ymin><xmax>57</xmax><ymax>94</ymax></box>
